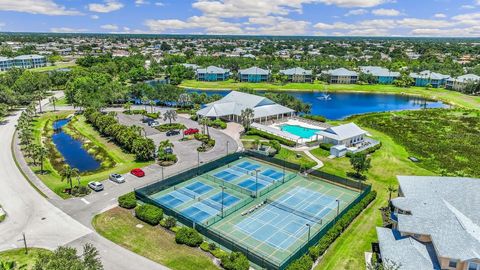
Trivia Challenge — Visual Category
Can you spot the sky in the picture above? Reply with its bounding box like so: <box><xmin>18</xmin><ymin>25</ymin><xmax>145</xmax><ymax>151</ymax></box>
<box><xmin>0</xmin><ymin>0</ymin><xmax>479</xmax><ymax>37</ymax></box>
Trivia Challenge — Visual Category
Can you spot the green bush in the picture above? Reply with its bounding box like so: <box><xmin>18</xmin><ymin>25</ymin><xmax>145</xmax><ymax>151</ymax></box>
<box><xmin>70</xmin><ymin>186</ymin><xmax>91</xmax><ymax>197</ymax></box>
<box><xmin>319</xmin><ymin>143</ymin><xmax>333</xmax><ymax>150</ymax></box>
<box><xmin>286</xmin><ymin>255</ymin><xmax>314</xmax><ymax>270</ymax></box>
<box><xmin>209</xmin><ymin>119</ymin><xmax>227</xmax><ymax>129</ymax></box>
<box><xmin>135</xmin><ymin>204</ymin><xmax>163</xmax><ymax>226</ymax></box>
<box><xmin>221</xmin><ymin>252</ymin><xmax>249</xmax><ymax>270</ymax></box>
<box><xmin>200</xmin><ymin>242</ymin><xmax>210</xmax><ymax>252</ymax></box>
<box><xmin>303</xmin><ymin>114</ymin><xmax>327</xmax><ymax>122</ymax></box>
<box><xmin>245</xmin><ymin>128</ymin><xmax>296</xmax><ymax>147</ymax></box>
<box><xmin>211</xmin><ymin>248</ymin><xmax>228</xmax><ymax>259</ymax></box>
<box><xmin>269</xmin><ymin>140</ymin><xmax>281</xmax><ymax>153</ymax></box>
<box><xmin>118</xmin><ymin>192</ymin><xmax>137</xmax><ymax>209</ymax></box>
<box><xmin>124</xmin><ymin>109</ymin><xmax>146</xmax><ymax>115</ymax></box>
<box><xmin>346</xmin><ymin>142</ymin><xmax>382</xmax><ymax>157</ymax></box>
<box><xmin>160</xmin><ymin>216</ymin><xmax>176</xmax><ymax>229</ymax></box>
<box><xmin>156</xmin><ymin>123</ymin><xmax>186</xmax><ymax>132</ymax></box>
<box><xmin>175</xmin><ymin>227</ymin><xmax>203</xmax><ymax>247</ymax></box>
<box><xmin>145</xmin><ymin>112</ymin><xmax>160</xmax><ymax>119</ymax></box>
<box><xmin>303</xmin><ymin>191</ymin><xmax>377</xmax><ymax>264</ymax></box>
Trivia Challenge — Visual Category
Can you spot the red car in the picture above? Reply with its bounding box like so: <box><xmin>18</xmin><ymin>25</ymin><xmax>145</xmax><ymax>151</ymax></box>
<box><xmin>183</xmin><ymin>128</ymin><xmax>199</xmax><ymax>135</ymax></box>
<box><xmin>130</xmin><ymin>168</ymin><xmax>145</xmax><ymax>177</ymax></box>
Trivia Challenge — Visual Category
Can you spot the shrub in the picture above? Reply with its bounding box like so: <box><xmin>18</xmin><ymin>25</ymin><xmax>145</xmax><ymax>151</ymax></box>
<box><xmin>200</xmin><ymin>242</ymin><xmax>210</xmax><ymax>252</ymax></box>
<box><xmin>70</xmin><ymin>186</ymin><xmax>91</xmax><ymax>197</ymax></box>
<box><xmin>145</xmin><ymin>112</ymin><xmax>160</xmax><ymax>119</ymax></box>
<box><xmin>302</xmin><ymin>114</ymin><xmax>327</xmax><ymax>122</ymax></box>
<box><xmin>269</xmin><ymin>140</ymin><xmax>281</xmax><ymax>153</ymax></box>
<box><xmin>319</xmin><ymin>143</ymin><xmax>333</xmax><ymax>151</ymax></box>
<box><xmin>221</xmin><ymin>252</ymin><xmax>249</xmax><ymax>270</ymax></box>
<box><xmin>209</xmin><ymin>119</ymin><xmax>227</xmax><ymax>129</ymax></box>
<box><xmin>286</xmin><ymin>255</ymin><xmax>313</xmax><ymax>270</ymax></box>
<box><xmin>211</xmin><ymin>248</ymin><xmax>228</xmax><ymax>259</ymax></box>
<box><xmin>160</xmin><ymin>216</ymin><xmax>176</xmax><ymax>229</ymax></box>
<box><xmin>156</xmin><ymin>123</ymin><xmax>186</xmax><ymax>132</ymax></box>
<box><xmin>245</xmin><ymin>128</ymin><xmax>296</xmax><ymax>147</ymax></box>
<box><xmin>135</xmin><ymin>204</ymin><xmax>163</xmax><ymax>226</ymax></box>
<box><xmin>118</xmin><ymin>192</ymin><xmax>137</xmax><ymax>209</ymax></box>
<box><xmin>175</xmin><ymin>227</ymin><xmax>203</xmax><ymax>247</ymax></box>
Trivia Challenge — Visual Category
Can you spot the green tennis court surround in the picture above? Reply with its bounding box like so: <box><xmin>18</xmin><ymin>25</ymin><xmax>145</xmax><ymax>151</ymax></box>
<box><xmin>135</xmin><ymin>151</ymin><xmax>370</xmax><ymax>270</ymax></box>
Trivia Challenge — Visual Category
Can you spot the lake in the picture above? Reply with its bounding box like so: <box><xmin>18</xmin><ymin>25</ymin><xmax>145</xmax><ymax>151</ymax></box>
<box><xmin>52</xmin><ymin>119</ymin><xmax>101</xmax><ymax>172</ymax></box>
<box><xmin>187</xmin><ymin>90</ymin><xmax>447</xmax><ymax>120</ymax></box>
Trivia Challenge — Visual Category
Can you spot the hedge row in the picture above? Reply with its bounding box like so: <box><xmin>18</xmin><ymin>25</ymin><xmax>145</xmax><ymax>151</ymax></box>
<box><xmin>135</xmin><ymin>204</ymin><xmax>163</xmax><ymax>226</ymax></box>
<box><xmin>287</xmin><ymin>190</ymin><xmax>377</xmax><ymax>270</ymax></box>
<box><xmin>156</xmin><ymin>123</ymin><xmax>186</xmax><ymax>132</ymax></box>
<box><xmin>245</xmin><ymin>128</ymin><xmax>296</xmax><ymax>147</ymax></box>
<box><xmin>175</xmin><ymin>227</ymin><xmax>203</xmax><ymax>247</ymax></box>
<box><xmin>118</xmin><ymin>192</ymin><xmax>137</xmax><ymax>209</ymax></box>
<box><xmin>319</xmin><ymin>143</ymin><xmax>333</xmax><ymax>151</ymax></box>
<box><xmin>302</xmin><ymin>114</ymin><xmax>327</xmax><ymax>123</ymax></box>
<box><xmin>346</xmin><ymin>142</ymin><xmax>382</xmax><ymax>157</ymax></box>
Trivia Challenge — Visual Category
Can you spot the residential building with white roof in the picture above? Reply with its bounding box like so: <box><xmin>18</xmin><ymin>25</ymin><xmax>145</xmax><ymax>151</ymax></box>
<box><xmin>322</xmin><ymin>68</ymin><xmax>358</xmax><ymax>84</ymax></box>
<box><xmin>376</xmin><ymin>176</ymin><xmax>480</xmax><ymax>270</ymax></box>
<box><xmin>359</xmin><ymin>66</ymin><xmax>400</xmax><ymax>84</ymax></box>
<box><xmin>196</xmin><ymin>66</ymin><xmax>230</xmax><ymax>81</ymax></box>
<box><xmin>0</xmin><ymin>56</ymin><xmax>13</xmax><ymax>71</ymax></box>
<box><xmin>445</xmin><ymin>74</ymin><xmax>480</xmax><ymax>91</ymax></box>
<box><xmin>279</xmin><ymin>67</ymin><xmax>313</xmax><ymax>83</ymax></box>
<box><xmin>316</xmin><ymin>123</ymin><xmax>366</xmax><ymax>147</ymax></box>
<box><xmin>409</xmin><ymin>70</ymin><xmax>450</xmax><ymax>88</ymax></box>
<box><xmin>238</xmin><ymin>67</ymin><xmax>270</xmax><ymax>83</ymax></box>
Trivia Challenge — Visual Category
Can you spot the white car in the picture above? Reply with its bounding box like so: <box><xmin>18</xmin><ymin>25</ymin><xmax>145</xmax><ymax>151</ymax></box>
<box><xmin>109</xmin><ymin>173</ymin><xmax>125</xmax><ymax>183</ymax></box>
<box><xmin>88</xmin><ymin>181</ymin><xmax>104</xmax><ymax>192</ymax></box>
<box><xmin>149</xmin><ymin>121</ymin><xmax>160</xmax><ymax>127</ymax></box>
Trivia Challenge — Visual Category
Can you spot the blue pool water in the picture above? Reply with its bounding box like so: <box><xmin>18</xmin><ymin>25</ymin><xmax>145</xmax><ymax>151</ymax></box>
<box><xmin>52</xmin><ymin>119</ymin><xmax>101</xmax><ymax>172</ymax></box>
<box><xmin>187</xmin><ymin>90</ymin><xmax>447</xmax><ymax>120</ymax></box>
<box><xmin>280</xmin><ymin>124</ymin><xmax>321</xmax><ymax>139</ymax></box>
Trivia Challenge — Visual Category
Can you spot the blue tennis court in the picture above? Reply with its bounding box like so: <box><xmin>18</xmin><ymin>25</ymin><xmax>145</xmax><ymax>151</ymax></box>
<box><xmin>238</xmin><ymin>178</ymin><xmax>269</xmax><ymax>192</ymax></box>
<box><xmin>214</xmin><ymin>170</ymin><xmax>240</xmax><ymax>182</ymax></box>
<box><xmin>261</xmin><ymin>169</ymin><xmax>284</xmax><ymax>181</ymax></box>
<box><xmin>181</xmin><ymin>202</ymin><xmax>219</xmax><ymax>222</ymax></box>
<box><xmin>209</xmin><ymin>191</ymin><xmax>241</xmax><ymax>207</ymax></box>
<box><xmin>234</xmin><ymin>186</ymin><xmax>336</xmax><ymax>250</ymax></box>
<box><xmin>154</xmin><ymin>190</ymin><xmax>194</xmax><ymax>209</ymax></box>
<box><xmin>185</xmin><ymin>181</ymin><xmax>214</xmax><ymax>195</ymax></box>
<box><xmin>236</xmin><ymin>161</ymin><xmax>262</xmax><ymax>171</ymax></box>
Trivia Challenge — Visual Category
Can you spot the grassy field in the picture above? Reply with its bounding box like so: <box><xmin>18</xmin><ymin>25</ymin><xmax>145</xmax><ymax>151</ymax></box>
<box><xmin>30</xmin><ymin>62</ymin><xmax>77</xmax><ymax>73</ymax></box>
<box><xmin>309</xmin><ymin>127</ymin><xmax>435</xmax><ymax>269</ymax></box>
<box><xmin>179</xmin><ymin>80</ymin><xmax>480</xmax><ymax>110</ymax></box>
<box><xmin>54</xmin><ymin>97</ymin><xmax>69</xmax><ymax>106</ymax></box>
<box><xmin>0</xmin><ymin>248</ymin><xmax>51</xmax><ymax>269</ymax></box>
<box><xmin>30</xmin><ymin>112</ymin><xmax>152</xmax><ymax>198</ymax></box>
<box><xmin>93</xmin><ymin>207</ymin><xmax>218</xmax><ymax>270</ymax></box>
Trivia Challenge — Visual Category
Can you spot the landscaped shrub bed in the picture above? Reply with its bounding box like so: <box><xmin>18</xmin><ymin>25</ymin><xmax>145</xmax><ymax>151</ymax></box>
<box><xmin>135</xmin><ymin>204</ymin><xmax>163</xmax><ymax>225</ymax></box>
<box><xmin>302</xmin><ymin>114</ymin><xmax>327</xmax><ymax>122</ymax></box>
<box><xmin>221</xmin><ymin>252</ymin><xmax>250</xmax><ymax>270</ymax></box>
<box><xmin>175</xmin><ymin>227</ymin><xmax>203</xmax><ymax>247</ymax></box>
<box><xmin>245</xmin><ymin>128</ymin><xmax>296</xmax><ymax>147</ymax></box>
<box><xmin>319</xmin><ymin>143</ymin><xmax>333</xmax><ymax>151</ymax></box>
<box><xmin>208</xmin><ymin>119</ymin><xmax>227</xmax><ymax>129</ymax></box>
<box><xmin>195</xmin><ymin>133</ymin><xmax>216</xmax><ymax>152</ymax></box>
<box><xmin>357</xmin><ymin>109</ymin><xmax>480</xmax><ymax>177</ymax></box>
<box><xmin>287</xmin><ymin>190</ymin><xmax>377</xmax><ymax>270</ymax></box>
<box><xmin>123</xmin><ymin>109</ymin><xmax>146</xmax><ymax>115</ymax></box>
<box><xmin>118</xmin><ymin>192</ymin><xmax>137</xmax><ymax>209</ymax></box>
<box><xmin>156</xmin><ymin>123</ymin><xmax>186</xmax><ymax>132</ymax></box>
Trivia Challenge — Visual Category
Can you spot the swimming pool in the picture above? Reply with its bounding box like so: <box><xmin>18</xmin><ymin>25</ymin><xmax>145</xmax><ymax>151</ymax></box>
<box><xmin>280</xmin><ymin>125</ymin><xmax>321</xmax><ymax>139</ymax></box>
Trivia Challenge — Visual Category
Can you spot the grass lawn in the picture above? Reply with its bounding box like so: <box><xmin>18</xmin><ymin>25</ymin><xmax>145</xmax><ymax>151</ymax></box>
<box><xmin>30</xmin><ymin>112</ymin><xmax>152</xmax><ymax>198</ymax></box>
<box><xmin>93</xmin><ymin>207</ymin><xmax>218</xmax><ymax>270</ymax></box>
<box><xmin>310</xmin><ymin>127</ymin><xmax>435</xmax><ymax>270</ymax></box>
<box><xmin>0</xmin><ymin>248</ymin><xmax>51</xmax><ymax>269</ymax></box>
<box><xmin>274</xmin><ymin>147</ymin><xmax>317</xmax><ymax>169</ymax></box>
<box><xmin>179</xmin><ymin>80</ymin><xmax>480</xmax><ymax>110</ymax></box>
<box><xmin>30</xmin><ymin>62</ymin><xmax>77</xmax><ymax>73</ymax></box>
<box><xmin>54</xmin><ymin>97</ymin><xmax>69</xmax><ymax>106</ymax></box>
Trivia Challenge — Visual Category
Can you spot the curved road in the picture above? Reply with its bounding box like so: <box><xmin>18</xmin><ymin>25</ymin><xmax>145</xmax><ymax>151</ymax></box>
<box><xmin>1</xmin><ymin>95</ymin><xmax>238</xmax><ymax>269</ymax></box>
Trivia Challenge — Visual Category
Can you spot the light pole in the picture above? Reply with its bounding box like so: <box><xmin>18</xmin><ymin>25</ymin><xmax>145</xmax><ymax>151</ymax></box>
<box><xmin>306</xmin><ymin>224</ymin><xmax>311</xmax><ymax>242</ymax></box>
<box><xmin>335</xmin><ymin>199</ymin><xmax>340</xmax><ymax>223</ymax></box>
<box><xmin>226</xmin><ymin>141</ymin><xmax>229</xmax><ymax>157</ymax></box>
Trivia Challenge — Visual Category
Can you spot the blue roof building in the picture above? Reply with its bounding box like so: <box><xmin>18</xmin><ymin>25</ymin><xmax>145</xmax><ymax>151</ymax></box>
<box><xmin>238</xmin><ymin>67</ymin><xmax>270</xmax><ymax>83</ymax></box>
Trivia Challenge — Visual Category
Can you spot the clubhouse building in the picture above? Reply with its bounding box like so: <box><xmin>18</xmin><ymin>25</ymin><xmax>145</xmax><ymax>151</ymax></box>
<box><xmin>376</xmin><ymin>176</ymin><xmax>480</xmax><ymax>270</ymax></box>
<box><xmin>196</xmin><ymin>91</ymin><xmax>295</xmax><ymax>123</ymax></box>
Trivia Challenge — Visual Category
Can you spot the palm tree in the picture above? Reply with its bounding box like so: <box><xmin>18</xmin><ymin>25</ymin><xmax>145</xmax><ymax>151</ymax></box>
<box><xmin>149</xmin><ymin>100</ymin><xmax>155</xmax><ymax>113</ymax></box>
<box><xmin>141</xmin><ymin>96</ymin><xmax>149</xmax><ymax>112</ymax></box>
<box><xmin>240</xmin><ymin>108</ymin><xmax>255</xmax><ymax>130</ymax></box>
<box><xmin>60</xmin><ymin>165</ymin><xmax>80</xmax><ymax>193</ymax></box>
<box><xmin>34</xmin><ymin>91</ymin><xmax>45</xmax><ymax>113</ymax></box>
<box><xmin>49</xmin><ymin>96</ymin><xmax>58</xmax><ymax>112</ymax></box>
<box><xmin>387</xmin><ymin>185</ymin><xmax>398</xmax><ymax>203</ymax></box>
<box><xmin>36</xmin><ymin>145</ymin><xmax>48</xmax><ymax>174</ymax></box>
<box><xmin>199</xmin><ymin>117</ymin><xmax>210</xmax><ymax>138</ymax></box>
<box><xmin>123</xmin><ymin>101</ymin><xmax>132</xmax><ymax>114</ymax></box>
<box><xmin>178</xmin><ymin>93</ymin><xmax>191</xmax><ymax>108</ymax></box>
<box><xmin>163</xmin><ymin>110</ymin><xmax>177</xmax><ymax>124</ymax></box>
<box><xmin>158</xmin><ymin>139</ymin><xmax>174</xmax><ymax>153</ymax></box>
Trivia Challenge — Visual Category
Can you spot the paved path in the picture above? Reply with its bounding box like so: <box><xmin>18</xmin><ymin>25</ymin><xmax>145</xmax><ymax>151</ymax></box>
<box><xmin>303</xmin><ymin>150</ymin><xmax>324</xmax><ymax>171</ymax></box>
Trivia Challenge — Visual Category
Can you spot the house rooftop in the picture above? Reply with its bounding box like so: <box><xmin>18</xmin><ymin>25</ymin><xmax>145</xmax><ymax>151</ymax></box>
<box><xmin>196</xmin><ymin>65</ymin><xmax>229</xmax><ymax>74</ymax></box>
<box><xmin>359</xmin><ymin>66</ymin><xmax>400</xmax><ymax>77</ymax></box>
<box><xmin>316</xmin><ymin>123</ymin><xmax>366</xmax><ymax>141</ymax></box>
<box><xmin>448</xmin><ymin>74</ymin><xmax>480</xmax><ymax>83</ymax></box>
<box><xmin>280</xmin><ymin>67</ymin><xmax>312</xmax><ymax>76</ymax></box>
<box><xmin>409</xmin><ymin>70</ymin><xmax>450</xmax><ymax>80</ymax></box>
<box><xmin>239</xmin><ymin>66</ymin><xmax>270</xmax><ymax>75</ymax></box>
<box><xmin>13</xmin><ymin>54</ymin><xmax>45</xmax><ymax>60</ymax></box>
<box><xmin>323</xmin><ymin>68</ymin><xmax>358</xmax><ymax>77</ymax></box>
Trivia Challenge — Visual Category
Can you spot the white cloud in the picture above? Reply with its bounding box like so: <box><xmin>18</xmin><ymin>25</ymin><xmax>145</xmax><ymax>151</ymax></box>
<box><xmin>344</xmin><ymin>9</ymin><xmax>367</xmax><ymax>16</ymax></box>
<box><xmin>247</xmin><ymin>16</ymin><xmax>310</xmax><ymax>35</ymax></box>
<box><xmin>135</xmin><ymin>0</ymin><xmax>149</xmax><ymax>6</ymax></box>
<box><xmin>461</xmin><ymin>5</ymin><xmax>475</xmax><ymax>9</ymax></box>
<box><xmin>50</xmin><ymin>27</ymin><xmax>88</xmax><ymax>33</ymax></box>
<box><xmin>318</xmin><ymin>0</ymin><xmax>390</xmax><ymax>8</ymax></box>
<box><xmin>101</xmin><ymin>24</ymin><xmax>119</xmax><ymax>30</ymax></box>
<box><xmin>91</xmin><ymin>15</ymin><xmax>100</xmax><ymax>19</ymax></box>
<box><xmin>145</xmin><ymin>16</ymin><xmax>244</xmax><ymax>34</ymax></box>
<box><xmin>154</xmin><ymin>2</ymin><xmax>164</xmax><ymax>6</ymax></box>
<box><xmin>88</xmin><ymin>0</ymin><xmax>124</xmax><ymax>13</ymax></box>
<box><xmin>396</xmin><ymin>18</ymin><xmax>453</xmax><ymax>28</ymax></box>
<box><xmin>0</xmin><ymin>22</ymin><xmax>5</xmax><ymax>30</ymax></box>
<box><xmin>372</xmin><ymin>8</ymin><xmax>401</xmax><ymax>17</ymax></box>
<box><xmin>0</xmin><ymin>0</ymin><xmax>81</xmax><ymax>15</ymax></box>
<box><xmin>434</xmin><ymin>13</ymin><xmax>446</xmax><ymax>18</ymax></box>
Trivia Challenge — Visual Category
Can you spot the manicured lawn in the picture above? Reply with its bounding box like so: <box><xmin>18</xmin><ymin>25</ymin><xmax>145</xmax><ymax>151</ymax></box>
<box><xmin>30</xmin><ymin>112</ymin><xmax>152</xmax><ymax>198</ymax></box>
<box><xmin>274</xmin><ymin>147</ymin><xmax>317</xmax><ymax>169</ymax></box>
<box><xmin>54</xmin><ymin>97</ymin><xmax>69</xmax><ymax>106</ymax></box>
<box><xmin>179</xmin><ymin>80</ymin><xmax>480</xmax><ymax>110</ymax></box>
<box><xmin>310</xmin><ymin>127</ymin><xmax>435</xmax><ymax>270</ymax></box>
<box><xmin>93</xmin><ymin>207</ymin><xmax>218</xmax><ymax>270</ymax></box>
<box><xmin>0</xmin><ymin>248</ymin><xmax>51</xmax><ymax>269</ymax></box>
<box><xmin>30</xmin><ymin>62</ymin><xmax>77</xmax><ymax>73</ymax></box>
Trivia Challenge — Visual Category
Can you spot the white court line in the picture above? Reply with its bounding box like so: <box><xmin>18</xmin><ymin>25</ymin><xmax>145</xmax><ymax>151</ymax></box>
<box><xmin>81</xmin><ymin>198</ymin><xmax>90</xmax><ymax>205</ymax></box>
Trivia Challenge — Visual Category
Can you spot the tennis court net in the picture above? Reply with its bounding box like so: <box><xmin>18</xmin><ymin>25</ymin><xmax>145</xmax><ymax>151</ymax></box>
<box><xmin>174</xmin><ymin>187</ymin><xmax>196</xmax><ymax>199</ymax></box>
<box><xmin>205</xmin><ymin>175</ymin><xmax>254</xmax><ymax>197</ymax></box>
<box><xmin>266</xmin><ymin>199</ymin><xmax>322</xmax><ymax>224</ymax></box>
<box><xmin>199</xmin><ymin>198</ymin><xmax>222</xmax><ymax>211</ymax></box>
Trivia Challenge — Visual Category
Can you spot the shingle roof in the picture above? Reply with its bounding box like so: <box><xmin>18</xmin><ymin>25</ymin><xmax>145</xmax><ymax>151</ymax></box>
<box><xmin>323</xmin><ymin>68</ymin><xmax>358</xmax><ymax>77</ymax></box>
<box><xmin>376</xmin><ymin>227</ymin><xmax>440</xmax><ymax>270</ymax></box>
<box><xmin>392</xmin><ymin>176</ymin><xmax>480</xmax><ymax>261</ymax></box>
<box><xmin>280</xmin><ymin>67</ymin><xmax>312</xmax><ymax>76</ymax></box>
<box><xmin>316</xmin><ymin>123</ymin><xmax>366</xmax><ymax>140</ymax></box>
<box><xmin>239</xmin><ymin>66</ymin><xmax>270</xmax><ymax>75</ymax></box>
<box><xmin>196</xmin><ymin>65</ymin><xmax>229</xmax><ymax>74</ymax></box>
<box><xmin>359</xmin><ymin>66</ymin><xmax>400</xmax><ymax>77</ymax></box>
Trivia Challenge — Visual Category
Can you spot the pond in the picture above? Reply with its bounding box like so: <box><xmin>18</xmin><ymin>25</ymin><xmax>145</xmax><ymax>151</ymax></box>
<box><xmin>186</xmin><ymin>89</ymin><xmax>448</xmax><ymax>120</ymax></box>
<box><xmin>52</xmin><ymin>119</ymin><xmax>101</xmax><ymax>172</ymax></box>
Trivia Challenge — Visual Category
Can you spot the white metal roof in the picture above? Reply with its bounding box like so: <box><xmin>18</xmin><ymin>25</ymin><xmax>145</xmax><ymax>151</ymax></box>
<box><xmin>316</xmin><ymin>123</ymin><xmax>366</xmax><ymax>141</ymax></box>
<box><xmin>323</xmin><ymin>68</ymin><xmax>358</xmax><ymax>77</ymax></box>
<box><xmin>239</xmin><ymin>66</ymin><xmax>270</xmax><ymax>75</ymax></box>
<box><xmin>359</xmin><ymin>66</ymin><xmax>400</xmax><ymax>77</ymax></box>
<box><xmin>13</xmin><ymin>54</ymin><xmax>45</xmax><ymax>60</ymax></box>
<box><xmin>409</xmin><ymin>70</ymin><xmax>450</xmax><ymax>80</ymax></box>
<box><xmin>448</xmin><ymin>74</ymin><xmax>480</xmax><ymax>83</ymax></box>
<box><xmin>196</xmin><ymin>65</ymin><xmax>230</xmax><ymax>74</ymax></box>
<box><xmin>280</xmin><ymin>67</ymin><xmax>312</xmax><ymax>76</ymax></box>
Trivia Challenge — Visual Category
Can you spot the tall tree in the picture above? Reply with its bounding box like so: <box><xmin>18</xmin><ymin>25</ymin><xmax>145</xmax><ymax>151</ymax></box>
<box><xmin>240</xmin><ymin>108</ymin><xmax>255</xmax><ymax>130</ymax></box>
<box><xmin>163</xmin><ymin>110</ymin><xmax>177</xmax><ymax>124</ymax></box>
<box><xmin>60</xmin><ymin>165</ymin><xmax>80</xmax><ymax>193</ymax></box>
<box><xmin>49</xmin><ymin>96</ymin><xmax>58</xmax><ymax>112</ymax></box>
<box><xmin>349</xmin><ymin>152</ymin><xmax>372</xmax><ymax>178</ymax></box>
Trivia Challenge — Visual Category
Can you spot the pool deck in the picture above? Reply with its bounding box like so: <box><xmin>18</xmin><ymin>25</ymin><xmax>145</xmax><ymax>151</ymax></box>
<box><xmin>269</xmin><ymin>119</ymin><xmax>327</xmax><ymax>144</ymax></box>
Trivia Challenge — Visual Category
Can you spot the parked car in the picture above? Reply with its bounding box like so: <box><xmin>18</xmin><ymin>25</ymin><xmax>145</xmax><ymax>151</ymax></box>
<box><xmin>183</xmin><ymin>128</ymin><xmax>199</xmax><ymax>135</ymax></box>
<box><xmin>149</xmin><ymin>120</ymin><xmax>160</xmax><ymax>127</ymax></box>
<box><xmin>142</xmin><ymin>117</ymin><xmax>153</xmax><ymax>124</ymax></box>
<box><xmin>131</xmin><ymin>168</ymin><xmax>145</xmax><ymax>177</ymax></box>
<box><xmin>164</xmin><ymin>147</ymin><xmax>173</xmax><ymax>154</ymax></box>
<box><xmin>88</xmin><ymin>181</ymin><xmax>104</xmax><ymax>192</ymax></box>
<box><xmin>109</xmin><ymin>173</ymin><xmax>125</xmax><ymax>183</ymax></box>
<box><xmin>166</xmin><ymin>129</ymin><xmax>180</xmax><ymax>136</ymax></box>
